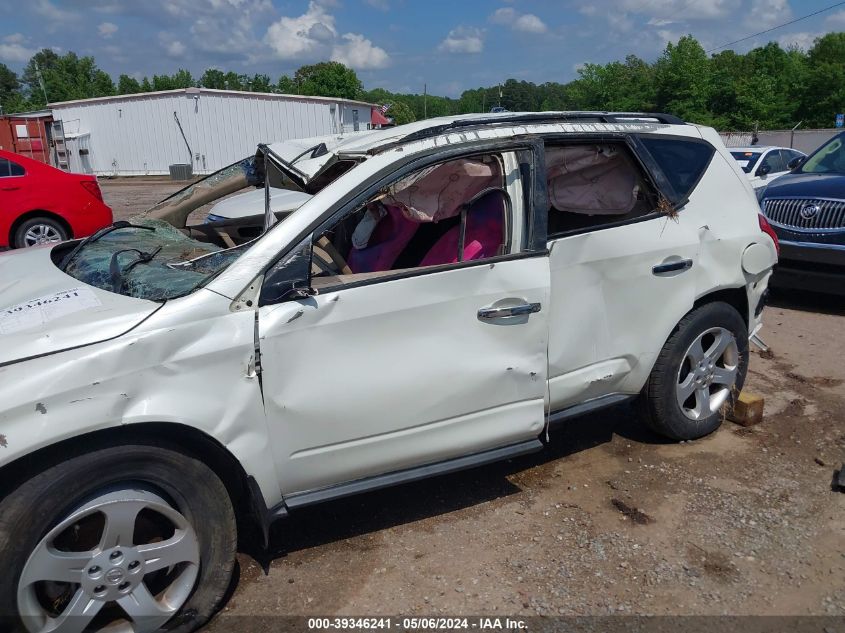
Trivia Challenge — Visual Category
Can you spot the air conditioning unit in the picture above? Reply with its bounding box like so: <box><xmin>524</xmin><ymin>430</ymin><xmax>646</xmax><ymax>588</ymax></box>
<box><xmin>169</xmin><ymin>163</ymin><xmax>193</xmax><ymax>180</ymax></box>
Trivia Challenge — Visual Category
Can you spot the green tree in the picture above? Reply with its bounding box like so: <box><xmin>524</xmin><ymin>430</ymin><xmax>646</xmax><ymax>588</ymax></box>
<box><xmin>140</xmin><ymin>77</ymin><xmax>153</xmax><ymax>92</ymax></box>
<box><xmin>293</xmin><ymin>62</ymin><xmax>362</xmax><ymax>100</ymax></box>
<box><xmin>246</xmin><ymin>73</ymin><xmax>272</xmax><ymax>93</ymax></box>
<box><xmin>117</xmin><ymin>74</ymin><xmax>141</xmax><ymax>94</ymax></box>
<box><xmin>654</xmin><ymin>35</ymin><xmax>713</xmax><ymax>124</ymax></box>
<box><xmin>0</xmin><ymin>63</ymin><xmax>23</xmax><ymax>113</ymax></box>
<box><xmin>200</xmin><ymin>68</ymin><xmax>226</xmax><ymax>89</ymax></box>
<box><xmin>22</xmin><ymin>50</ymin><xmax>114</xmax><ymax>107</ymax></box>
<box><xmin>387</xmin><ymin>101</ymin><xmax>415</xmax><ymax>125</ymax></box>
<box><xmin>801</xmin><ymin>33</ymin><xmax>845</xmax><ymax>127</ymax></box>
<box><xmin>171</xmin><ymin>69</ymin><xmax>195</xmax><ymax>89</ymax></box>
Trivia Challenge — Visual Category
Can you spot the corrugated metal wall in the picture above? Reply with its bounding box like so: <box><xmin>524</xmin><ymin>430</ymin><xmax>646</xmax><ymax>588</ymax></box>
<box><xmin>720</xmin><ymin>128</ymin><xmax>840</xmax><ymax>154</ymax></box>
<box><xmin>50</xmin><ymin>90</ymin><xmax>373</xmax><ymax>176</ymax></box>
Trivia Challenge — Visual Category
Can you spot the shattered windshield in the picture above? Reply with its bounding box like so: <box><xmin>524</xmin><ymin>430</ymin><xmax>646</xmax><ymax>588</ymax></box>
<box><xmin>58</xmin><ymin>143</ymin><xmax>362</xmax><ymax>301</ymax></box>
<box><xmin>61</xmin><ymin>218</ymin><xmax>246</xmax><ymax>301</ymax></box>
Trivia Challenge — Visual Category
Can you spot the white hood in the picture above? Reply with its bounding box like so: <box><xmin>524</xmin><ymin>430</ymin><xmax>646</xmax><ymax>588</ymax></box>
<box><xmin>0</xmin><ymin>246</ymin><xmax>162</xmax><ymax>366</ymax></box>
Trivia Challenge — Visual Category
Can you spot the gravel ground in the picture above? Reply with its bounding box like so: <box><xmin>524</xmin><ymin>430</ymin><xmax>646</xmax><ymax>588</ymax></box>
<box><xmin>100</xmin><ymin>179</ymin><xmax>845</xmax><ymax>625</ymax></box>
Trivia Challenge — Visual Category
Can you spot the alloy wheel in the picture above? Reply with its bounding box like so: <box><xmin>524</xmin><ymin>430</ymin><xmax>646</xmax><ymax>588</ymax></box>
<box><xmin>17</xmin><ymin>489</ymin><xmax>200</xmax><ymax>633</ymax></box>
<box><xmin>23</xmin><ymin>224</ymin><xmax>63</xmax><ymax>247</ymax></box>
<box><xmin>675</xmin><ymin>326</ymin><xmax>740</xmax><ymax>421</ymax></box>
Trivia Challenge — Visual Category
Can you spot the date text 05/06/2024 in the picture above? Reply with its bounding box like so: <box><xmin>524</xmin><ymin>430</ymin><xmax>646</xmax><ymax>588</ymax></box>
<box><xmin>307</xmin><ymin>617</ymin><xmax>528</xmax><ymax>630</ymax></box>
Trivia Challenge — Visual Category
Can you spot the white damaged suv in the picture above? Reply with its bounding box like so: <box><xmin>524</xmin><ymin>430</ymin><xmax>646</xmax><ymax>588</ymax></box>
<box><xmin>0</xmin><ymin>112</ymin><xmax>778</xmax><ymax>633</ymax></box>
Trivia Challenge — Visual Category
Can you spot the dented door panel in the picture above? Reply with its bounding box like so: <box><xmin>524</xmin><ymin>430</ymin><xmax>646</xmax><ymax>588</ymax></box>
<box><xmin>0</xmin><ymin>289</ymin><xmax>284</xmax><ymax>510</ymax></box>
<box><xmin>258</xmin><ymin>257</ymin><xmax>550</xmax><ymax>496</ymax></box>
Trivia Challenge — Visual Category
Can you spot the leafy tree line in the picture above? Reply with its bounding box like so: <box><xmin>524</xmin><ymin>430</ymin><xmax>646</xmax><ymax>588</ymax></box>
<box><xmin>2</xmin><ymin>33</ymin><xmax>844</xmax><ymax>130</ymax></box>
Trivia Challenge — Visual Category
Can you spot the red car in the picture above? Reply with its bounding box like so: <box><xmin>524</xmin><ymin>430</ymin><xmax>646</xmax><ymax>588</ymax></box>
<box><xmin>0</xmin><ymin>149</ymin><xmax>113</xmax><ymax>249</ymax></box>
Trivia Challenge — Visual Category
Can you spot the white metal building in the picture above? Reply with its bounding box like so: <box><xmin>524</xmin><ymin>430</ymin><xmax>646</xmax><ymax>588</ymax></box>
<box><xmin>48</xmin><ymin>88</ymin><xmax>378</xmax><ymax>176</ymax></box>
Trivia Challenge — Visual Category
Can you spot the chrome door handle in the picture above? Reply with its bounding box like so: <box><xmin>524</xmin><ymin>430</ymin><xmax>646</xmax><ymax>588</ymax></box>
<box><xmin>478</xmin><ymin>302</ymin><xmax>541</xmax><ymax>320</ymax></box>
<box><xmin>652</xmin><ymin>258</ymin><xmax>693</xmax><ymax>275</ymax></box>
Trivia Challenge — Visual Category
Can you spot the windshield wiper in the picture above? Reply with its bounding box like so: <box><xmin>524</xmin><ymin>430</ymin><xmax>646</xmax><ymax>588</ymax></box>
<box><xmin>60</xmin><ymin>221</ymin><xmax>156</xmax><ymax>272</ymax></box>
<box><xmin>109</xmin><ymin>246</ymin><xmax>162</xmax><ymax>293</ymax></box>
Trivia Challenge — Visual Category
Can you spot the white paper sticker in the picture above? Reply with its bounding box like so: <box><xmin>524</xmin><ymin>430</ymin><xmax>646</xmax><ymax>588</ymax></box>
<box><xmin>0</xmin><ymin>287</ymin><xmax>102</xmax><ymax>335</ymax></box>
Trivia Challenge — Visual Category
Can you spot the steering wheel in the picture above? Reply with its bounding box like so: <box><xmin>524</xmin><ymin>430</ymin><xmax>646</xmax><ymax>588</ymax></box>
<box><xmin>312</xmin><ymin>236</ymin><xmax>352</xmax><ymax>276</ymax></box>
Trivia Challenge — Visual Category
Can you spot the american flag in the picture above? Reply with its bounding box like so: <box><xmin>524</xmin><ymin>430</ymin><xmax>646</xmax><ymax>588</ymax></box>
<box><xmin>380</xmin><ymin>103</ymin><xmax>391</xmax><ymax>113</ymax></box>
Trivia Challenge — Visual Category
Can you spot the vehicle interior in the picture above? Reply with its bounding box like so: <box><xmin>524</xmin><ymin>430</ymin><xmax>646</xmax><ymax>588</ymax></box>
<box><xmin>545</xmin><ymin>142</ymin><xmax>657</xmax><ymax>236</ymax></box>
<box><xmin>309</xmin><ymin>153</ymin><xmax>510</xmax><ymax>289</ymax></box>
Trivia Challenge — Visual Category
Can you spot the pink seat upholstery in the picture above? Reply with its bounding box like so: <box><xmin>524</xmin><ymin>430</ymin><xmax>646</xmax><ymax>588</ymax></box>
<box><xmin>348</xmin><ymin>204</ymin><xmax>419</xmax><ymax>274</ymax></box>
<box><xmin>419</xmin><ymin>192</ymin><xmax>505</xmax><ymax>267</ymax></box>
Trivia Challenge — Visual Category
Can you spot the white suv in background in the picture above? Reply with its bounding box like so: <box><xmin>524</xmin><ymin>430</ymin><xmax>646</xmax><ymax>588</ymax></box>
<box><xmin>730</xmin><ymin>145</ymin><xmax>806</xmax><ymax>190</ymax></box>
<box><xmin>0</xmin><ymin>112</ymin><xmax>778</xmax><ymax>633</ymax></box>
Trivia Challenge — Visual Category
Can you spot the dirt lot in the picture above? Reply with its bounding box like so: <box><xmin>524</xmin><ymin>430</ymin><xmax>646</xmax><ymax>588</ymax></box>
<box><xmin>101</xmin><ymin>179</ymin><xmax>845</xmax><ymax>624</ymax></box>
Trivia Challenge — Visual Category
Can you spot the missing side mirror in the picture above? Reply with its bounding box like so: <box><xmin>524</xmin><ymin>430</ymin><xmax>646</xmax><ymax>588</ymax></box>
<box><xmin>259</xmin><ymin>238</ymin><xmax>314</xmax><ymax>306</ymax></box>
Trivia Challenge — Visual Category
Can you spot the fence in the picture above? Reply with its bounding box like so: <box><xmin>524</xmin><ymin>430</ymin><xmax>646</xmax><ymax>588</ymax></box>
<box><xmin>719</xmin><ymin>128</ymin><xmax>840</xmax><ymax>154</ymax></box>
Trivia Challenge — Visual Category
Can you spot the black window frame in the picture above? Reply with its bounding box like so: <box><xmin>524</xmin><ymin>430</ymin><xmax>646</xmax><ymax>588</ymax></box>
<box><xmin>542</xmin><ymin>134</ymin><xmax>666</xmax><ymax>240</ymax></box>
<box><xmin>633</xmin><ymin>134</ymin><xmax>716</xmax><ymax>208</ymax></box>
<box><xmin>259</xmin><ymin>136</ymin><xmax>548</xmax><ymax>306</ymax></box>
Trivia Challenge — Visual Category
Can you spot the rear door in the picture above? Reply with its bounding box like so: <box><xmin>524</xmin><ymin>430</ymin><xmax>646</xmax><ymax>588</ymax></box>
<box><xmin>546</xmin><ymin>133</ymin><xmax>713</xmax><ymax>410</ymax></box>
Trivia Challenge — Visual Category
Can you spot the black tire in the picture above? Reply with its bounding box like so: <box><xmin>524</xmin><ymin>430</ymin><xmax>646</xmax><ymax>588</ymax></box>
<box><xmin>638</xmin><ymin>301</ymin><xmax>749</xmax><ymax>441</ymax></box>
<box><xmin>12</xmin><ymin>216</ymin><xmax>69</xmax><ymax>249</ymax></box>
<box><xmin>0</xmin><ymin>445</ymin><xmax>237</xmax><ymax>633</ymax></box>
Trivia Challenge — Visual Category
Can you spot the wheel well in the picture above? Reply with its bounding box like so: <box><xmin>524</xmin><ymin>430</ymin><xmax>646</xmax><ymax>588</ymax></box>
<box><xmin>0</xmin><ymin>423</ymin><xmax>254</xmax><ymax>522</ymax></box>
<box><xmin>693</xmin><ymin>287</ymin><xmax>749</xmax><ymax>328</ymax></box>
<box><xmin>8</xmin><ymin>210</ymin><xmax>73</xmax><ymax>246</ymax></box>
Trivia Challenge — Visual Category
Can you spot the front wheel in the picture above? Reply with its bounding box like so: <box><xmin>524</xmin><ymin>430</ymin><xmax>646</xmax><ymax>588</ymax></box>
<box><xmin>0</xmin><ymin>445</ymin><xmax>237</xmax><ymax>633</ymax></box>
<box><xmin>638</xmin><ymin>301</ymin><xmax>749</xmax><ymax>441</ymax></box>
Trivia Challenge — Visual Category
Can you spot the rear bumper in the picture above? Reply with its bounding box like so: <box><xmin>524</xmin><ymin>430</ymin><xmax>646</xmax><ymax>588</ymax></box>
<box><xmin>771</xmin><ymin>240</ymin><xmax>845</xmax><ymax>295</ymax></box>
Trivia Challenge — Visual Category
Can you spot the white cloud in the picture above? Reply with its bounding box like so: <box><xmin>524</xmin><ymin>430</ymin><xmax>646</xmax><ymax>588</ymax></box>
<box><xmin>365</xmin><ymin>0</ymin><xmax>390</xmax><ymax>10</ymax></box>
<box><xmin>747</xmin><ymin>0</ymin><xmax>791</xmax><ymax>30</ymax></box>
<box><xmin>777</xmin><ymin>31</ymin><xmax>821</xmax><ymax>50</ymax></box>
<box><xmin>32</xmin><ymin>0</ymin><xmax>77</xmax><ymax>21</ymax></box>
<box><xmin>826</xmin><ymin>9</ymin><xmax>845</xmax><ymax>27</ymax></box>
<box><xmin>331</xmin><ymin>33</ymin><xmax>390</xmax><ymax>69</ymax></box>
<box><xmin>264</xmin><ymin>1</ymin><xmax>337</xmax><ymax>59</ymax></box>
<box><xmin>578</xmin><ymin>0</ymin><xmax>740</xmax><ymax>29</ymax></box>
<box><xmin>158</xmin><ymin>33</ymin><xmax>187</xmax><ymax>58</ymax></box>
<box><xmin>0</xmin><ymin>34</ymin><xmax>36</xmax><ymax>62</ymax></box>
<box><xmin>514</xmin><ymin>14</ymin><xmax>548</xmax><ymax>33</ymax></box>
<box><xmin>490</xmin><ymin>8</ymin><xmax>548</xmax><ymax>33</ymax></box>
<box><xmin>438</xmin><ymin>26</ymin><xmax>484</xmax><ymax>54</ymax></box>
<box><xmin>98</xmin><ymin>22</ymin><xmax>118</xmax><ymax>38</ymax></box>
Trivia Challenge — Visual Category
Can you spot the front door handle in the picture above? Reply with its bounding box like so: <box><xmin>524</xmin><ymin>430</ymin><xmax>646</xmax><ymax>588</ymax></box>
<box><xmin>652</xmin><ymin>258</ymin><xmax>693</xmax><ymax>275</ymax></box>
<box><xmin>478</xmin><ymin>302</ymin><xmax>541</xmax><ymax>320</ymax></box>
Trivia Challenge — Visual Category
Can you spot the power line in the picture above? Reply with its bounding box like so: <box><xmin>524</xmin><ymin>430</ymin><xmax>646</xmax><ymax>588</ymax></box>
<box><xmin>706</xmin><ymin>1</ymin><xmax>845</xmax><ymax>53</ymax></box>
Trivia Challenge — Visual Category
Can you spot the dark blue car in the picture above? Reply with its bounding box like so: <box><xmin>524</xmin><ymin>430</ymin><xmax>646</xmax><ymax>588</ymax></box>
<box><xmin>758</xmin><ymin>131</ymin><xmax>845</xmax><ymax>295</ymax></box>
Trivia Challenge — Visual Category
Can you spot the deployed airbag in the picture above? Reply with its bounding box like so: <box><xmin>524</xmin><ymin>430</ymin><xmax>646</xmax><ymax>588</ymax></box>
<box><xmin>381</xmin><ymin>158</ymin><xmax>502</xmax><ymax>222</ymax></box>
<box><xmin>546</xmin><ymin>145</ymin><xmax>637</xmax><ymax>215</ymax></box>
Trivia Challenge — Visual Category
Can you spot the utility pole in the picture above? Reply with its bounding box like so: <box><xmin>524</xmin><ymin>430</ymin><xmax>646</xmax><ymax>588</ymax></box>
<box><xmin>35</xmin><ymin>61</ymin><xmax>48</xmax><ymax>106</ymax></box>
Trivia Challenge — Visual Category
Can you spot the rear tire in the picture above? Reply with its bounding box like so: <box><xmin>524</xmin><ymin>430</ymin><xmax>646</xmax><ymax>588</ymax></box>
<box><xmin>0</xmin><ymin>445</ymin><xmax>237</xmax><ymax>633</ymax></box>
<box><xmin>638</xmin><ymin>301</ymin><xmax>748</xmax><ymax>441</ymax></box>
<box><xmin>12</xmin><ymin>216</ymin><xmax>69</xmax><ymax>248</ymax></box>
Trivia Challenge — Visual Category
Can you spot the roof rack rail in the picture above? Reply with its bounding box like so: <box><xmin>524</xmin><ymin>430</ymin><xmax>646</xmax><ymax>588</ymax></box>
<box><xmin>395</xmin><ymin>111</ymin><xmax>685</xmax><ymax>146</ymax></box>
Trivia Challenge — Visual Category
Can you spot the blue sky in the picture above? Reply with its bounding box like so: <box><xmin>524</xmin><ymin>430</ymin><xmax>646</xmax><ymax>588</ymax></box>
<box><xmin>0</xmin><ymin>0</ymin><xmax>843</xmax><ymax>97</ymax></box>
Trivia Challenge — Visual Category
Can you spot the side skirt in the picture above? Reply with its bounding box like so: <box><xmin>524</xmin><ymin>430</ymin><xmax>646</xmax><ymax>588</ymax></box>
<box><xmin>277</xmin><ymin>439</ymin><xmax>543</xmax><ymax>514</ymax></box>
<box><xmin>547</xmin><ymin>393</ymin><xmax>637</xmax><ymax>430</ymax></box>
